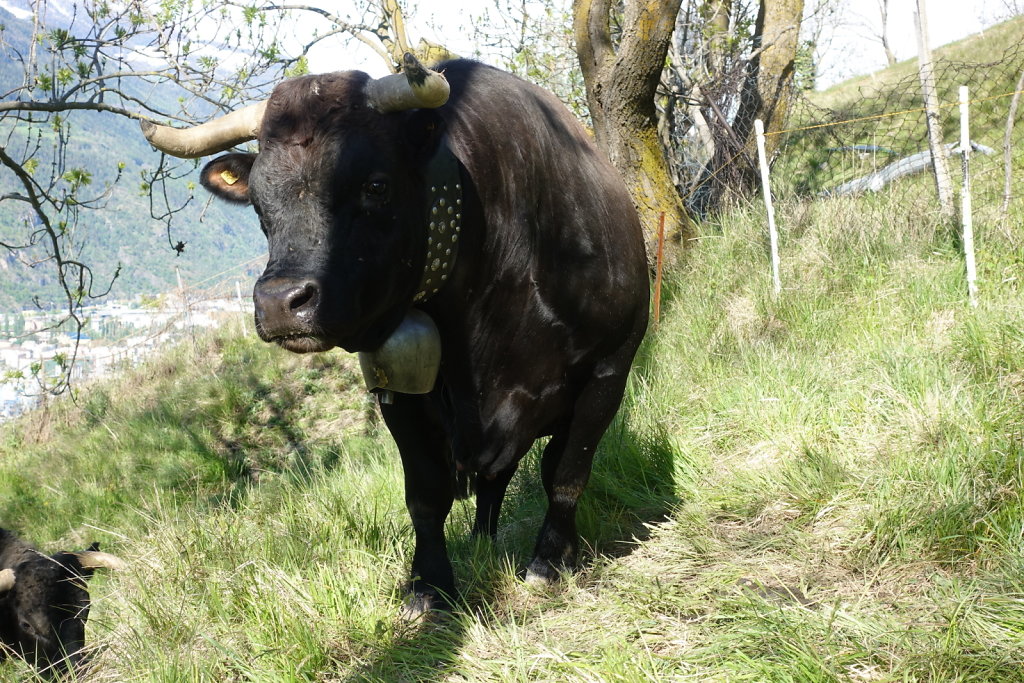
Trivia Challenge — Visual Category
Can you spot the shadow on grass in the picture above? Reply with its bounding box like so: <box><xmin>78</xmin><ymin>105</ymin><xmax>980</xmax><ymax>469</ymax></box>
<box><xmin>343</xmin><ymin>613</ymin><xmax>471</xmax><ymax>682</ymax></box>
<box><xmin>341</xmin><ymin>339</ymin><xmax>679</xmax><ymax>681</ymax></box>
<box><xmin>167</xmin><ymin>362</ymin><xmax>347</xmax><ymax>508</ymax></box>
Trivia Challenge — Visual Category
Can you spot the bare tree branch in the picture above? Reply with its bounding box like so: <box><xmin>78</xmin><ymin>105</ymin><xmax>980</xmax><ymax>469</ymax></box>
<box><xmin>0</xmin><ymin>100</ymin><xmax>148</xmax><ymax>118</ymax></box>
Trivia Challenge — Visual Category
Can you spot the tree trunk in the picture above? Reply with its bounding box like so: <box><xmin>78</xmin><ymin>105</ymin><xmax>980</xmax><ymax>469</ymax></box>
<box><xmin>1001</xmin><ymin>68</ymin><xmax>1024</xmax><ymax>230</ymax></box>
<box><xmin>692</xmin><ymin>0</ymin><xmax>804</xmax><ymax>215</ymax></box>
<box><xmin>915</xmin><ymin>0</ymin><xmax>955</xmax><ymax>219</ymax></box>
<box><xmin>880</xmin><ymin>0</ymin><xmax>897</xmax><ymax>67</ymax></box>
<box><xmin>702</xmin><ymin>0</ymin><xmax>732</xmax><ymax>81</ymax></box>
<box><xmin>574</xmin><ymin>0</ymin><xmax>690</xmax><ymax>255</ymax></box>
<box><xmin>741</xmin><ymin>0</ymin><xmax>805</xmax><ymax>162</ymax></box>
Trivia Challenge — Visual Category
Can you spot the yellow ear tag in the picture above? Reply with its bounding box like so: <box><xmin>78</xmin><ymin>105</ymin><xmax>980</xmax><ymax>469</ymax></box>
<box><xmin>220</xmin><ymin>169</ymin><xmax>240</xmax><ymax>186</ymax></box>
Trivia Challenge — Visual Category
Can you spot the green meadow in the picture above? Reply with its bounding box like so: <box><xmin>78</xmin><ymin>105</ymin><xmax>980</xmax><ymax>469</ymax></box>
<box><xmin>3</xmin><ymin>180</ymin><xmax>1023</xmax><ymax>679</ymax></box>
<box><xmin>2</xmin><ymin>17</ymin><xmax>1023</xmax><ymax>682</ymax></box>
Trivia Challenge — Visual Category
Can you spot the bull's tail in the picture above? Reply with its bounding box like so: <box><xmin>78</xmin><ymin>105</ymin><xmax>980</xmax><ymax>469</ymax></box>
<box><xmin>454</xmin><ymin>468</ymin><xmax>475</xmax><ymax>500</ymax></box>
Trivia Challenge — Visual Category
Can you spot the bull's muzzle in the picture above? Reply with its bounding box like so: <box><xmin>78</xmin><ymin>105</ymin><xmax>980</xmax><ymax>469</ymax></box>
<box><xmin>253</xmin><ymin>277</ymin><xmax>322</xmax><ymax>342</ymax></box>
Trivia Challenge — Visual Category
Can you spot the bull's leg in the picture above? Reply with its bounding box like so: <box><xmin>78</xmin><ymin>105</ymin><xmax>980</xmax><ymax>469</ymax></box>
<box><xmin>472</xmin><ymin>467</ymin><xmax>516</xmax><ymax>538</ymax></box>
<box><xmin>379</xmin><ymin>393</ymin><xmax>456</xmax><ymax>615</ymax></box>
<box><xmin>525</xmin><ymin>371</ymin><xmax>629</xmax><ymax>584</ymax></box>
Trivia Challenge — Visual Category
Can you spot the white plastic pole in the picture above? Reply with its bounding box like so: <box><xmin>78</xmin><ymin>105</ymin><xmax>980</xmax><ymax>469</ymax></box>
<box><xmin>755</xmin><ymin>119</ymin><xmax>782</xmax><ymax>296</ymax></box>
<box><xmin>960</xmin><ymin>85</ymin><xmax>978</xmax><ymax>307</ymax></box>
<box><xmin>235</xmin><ymin>280</ymin><xmax>248</xmax><ymax>335</ymax></box>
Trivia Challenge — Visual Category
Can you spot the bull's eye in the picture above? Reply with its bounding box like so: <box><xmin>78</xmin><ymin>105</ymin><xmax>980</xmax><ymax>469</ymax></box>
<box><xmin>364</xmin><ymin>180</ymin><xmax>388</xmax><ymax>196</ymax></box>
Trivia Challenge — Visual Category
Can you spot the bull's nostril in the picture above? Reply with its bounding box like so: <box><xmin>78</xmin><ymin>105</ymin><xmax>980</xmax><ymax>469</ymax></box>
<box><xmin>253</xmin><ymin>277</ymin><xmax>321</xmax><ymax>337</ymax></box>
<box><xmin>287</xmin><ymin>282</ymin><xmax>319</xmax><ymax>314</ymax></box>
<box><xmin>290</xmin><ymin>285</ymin><xmax>314</xmax><ymax>311</ymax></box>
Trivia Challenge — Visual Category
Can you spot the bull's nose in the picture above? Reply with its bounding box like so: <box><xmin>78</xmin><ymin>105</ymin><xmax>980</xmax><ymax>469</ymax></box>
<box><xmin>253</xmin><ymin>277</ymin><xmax>321</xmax><ymax>331</ymax></box>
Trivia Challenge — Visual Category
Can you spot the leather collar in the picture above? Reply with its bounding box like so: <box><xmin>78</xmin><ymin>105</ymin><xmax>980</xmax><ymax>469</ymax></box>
<box><xmin>413</xmin><ymin>140</ymin><xmax>462</xmax><ymax>302</ymax></box>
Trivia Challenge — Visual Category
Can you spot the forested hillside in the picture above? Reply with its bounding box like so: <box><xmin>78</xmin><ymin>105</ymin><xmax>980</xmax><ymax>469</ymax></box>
<box><xmin>0</xmin><ymin>5</ymin><xmax>265</xmax><ymax>312</ymax></box>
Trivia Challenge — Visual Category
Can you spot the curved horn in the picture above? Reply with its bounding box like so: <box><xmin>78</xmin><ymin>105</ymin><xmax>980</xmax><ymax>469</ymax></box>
<box><xmin>75</xmin><ymin>551</ymin><xmax>127</xmax><ymax>571</ymax></box>
<box><xmin>0</xmin><ymin>568</ymin><xmax>14</xmax><ymax>592</ymax></box>
<box><xmin>365</xmin><ymin>52</ymin><xmax>450</xmax><ymax>113</ymax></box>
<box><xmin>139</xmin><ymin>100</ymin><xmax>268</xmax><ymax>159</ymax></box>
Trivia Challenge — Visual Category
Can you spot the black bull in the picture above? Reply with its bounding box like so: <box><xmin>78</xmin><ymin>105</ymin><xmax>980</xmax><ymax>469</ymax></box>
<box><xmin>141</xmin><ymin>56</ymin><xmax>649</xmax><ymax>611</ymax></box>
<box><xmin>0</xmin><ymin>528</ymin><xmax>124</xmax><ymax>677</ymax></box>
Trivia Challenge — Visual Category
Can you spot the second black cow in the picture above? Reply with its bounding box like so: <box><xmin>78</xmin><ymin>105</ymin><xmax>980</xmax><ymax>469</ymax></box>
<box><xmin>140</xmin><ymin>55</ymin><xmax>649</xmax><ymax>614</ymax></box>
<box><xmin>1</xmin><ymin>528</ymin><xmax>124</xmax><ymax>677</ymax></box>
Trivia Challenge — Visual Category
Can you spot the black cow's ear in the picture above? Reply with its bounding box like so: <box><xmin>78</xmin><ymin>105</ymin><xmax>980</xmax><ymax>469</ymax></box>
<box><xmin>200</xmin><ymin>153</ymin><xmax>256</xmax><ymax>204</ymax></box>
<box><xmin>55</xmin><ymin>551</ymin><xmax>93</xmax><ymax>579</ymax></box>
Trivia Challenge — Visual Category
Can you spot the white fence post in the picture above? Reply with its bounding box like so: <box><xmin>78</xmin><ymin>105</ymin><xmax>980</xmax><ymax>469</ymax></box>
<box><xmin>755</xmin><ymin>119</ymin><xmax>782</xmax><ymax>296</ymax></box>
<box><xmin>234</xmin><ymin>280</ymin><xmax>249</xmax><ymax>336</ymax></box>
<box><xmin>960</xmin><ymin>85</ymin><xmax>978</xmax><ymax>307</ymax></box>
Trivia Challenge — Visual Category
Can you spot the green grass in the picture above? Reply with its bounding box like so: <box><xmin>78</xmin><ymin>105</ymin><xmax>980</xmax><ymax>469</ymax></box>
<box><xmin>2</xmin><ymin>183</ymin><xmax>1023</xmax><ymax>680</ymax></box>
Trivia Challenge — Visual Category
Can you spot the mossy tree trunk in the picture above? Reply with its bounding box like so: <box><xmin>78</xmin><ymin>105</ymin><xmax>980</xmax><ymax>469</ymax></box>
<box><xmin>690</xmin><ymin>0</ymin><xmax>803</xmax><ymax>213</ymax></box>
<box><xmin>737</xmin><ymin>0</ymin><xmax>805</xmax><ymax>169</ymax></box>
<box><xmin>574</xmin><ymin>0</ymin><xmax>691</xmax><ymax>256</ymax></box>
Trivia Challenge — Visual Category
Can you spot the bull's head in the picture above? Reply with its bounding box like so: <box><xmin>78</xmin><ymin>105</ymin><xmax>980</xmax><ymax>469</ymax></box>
<box><xmin>140</xmin><ymin>54</ymin><xmax>452</xmax><ymax>353</ymax></box>
<box><xmin>0</xmin><ymin>546</ymin><xmax>124</xmax><ymax>678</ymax></box>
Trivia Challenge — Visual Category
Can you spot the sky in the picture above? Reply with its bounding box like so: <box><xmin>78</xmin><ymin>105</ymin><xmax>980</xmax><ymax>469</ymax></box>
<box><xmin>0</xmin><ymin>0</ymin><xmax>1016</xmax><ymax>88</ymax></box>
<box><xmin>815</xmin><ymin>0</ymin><xmax>1017</xmax><ymax>87</ymax></box>
<box><xmin>291</xmin><ymin>0</ymin><xmax>1017</xmax><ymax>88</ymax></box>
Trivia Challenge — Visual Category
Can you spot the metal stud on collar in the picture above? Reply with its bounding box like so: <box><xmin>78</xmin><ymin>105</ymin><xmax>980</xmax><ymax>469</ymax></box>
<box><xmin>414</xmin><ymin>141</ymin><xmax>462</xmax><ymax>302</ymax></box>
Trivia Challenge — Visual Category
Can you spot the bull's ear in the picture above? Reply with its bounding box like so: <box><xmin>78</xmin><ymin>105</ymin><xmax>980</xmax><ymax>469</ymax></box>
<box><xmin>200</xmin><ymin>153</ymin><xmax>256</xmax><ymax>204</ymax></box>
<box><xmin>0</xmin><ymin>567</ymin><xmax>15</xmax><ymax>594</ymax></box>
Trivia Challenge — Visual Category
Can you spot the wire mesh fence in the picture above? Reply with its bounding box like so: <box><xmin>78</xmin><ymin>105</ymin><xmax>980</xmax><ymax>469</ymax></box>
<box><xmin>767</xmin><ymin>41</ymin><xmax>1024</xmax><ymax>244</ymax></box>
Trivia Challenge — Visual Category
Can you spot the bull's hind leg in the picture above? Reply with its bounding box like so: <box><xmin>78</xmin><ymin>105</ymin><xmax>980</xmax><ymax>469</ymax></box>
<box><xmin>525</xmin><ymin>368</ymin><xmax>631</xmax><ymax>584</ymax></box>
<box><xmin>380</xmin><ymin>393</ymin><xmax>456</xmax><ymax>615</ymax></box>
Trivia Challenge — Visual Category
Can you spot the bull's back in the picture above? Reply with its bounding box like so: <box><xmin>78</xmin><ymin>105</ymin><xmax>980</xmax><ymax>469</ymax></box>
<box><xmin>438</xmin><ymin>60</ymin><xmax>648</xmax><ymax>348</ymax></box>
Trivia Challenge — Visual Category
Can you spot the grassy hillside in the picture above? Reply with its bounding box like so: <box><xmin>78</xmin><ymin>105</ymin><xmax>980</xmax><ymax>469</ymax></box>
<box><xmin>776</xmin><ymin>14</ymin><xmax>1024</xmax><ymax>210</ymax></box>
<box><xmin>1</xmin><ymin>179</ymin><xmax>1022</xmax><ymax>680</ymax></box>
<box><xmin>813</xmin><ymin>15</ymin><xmax>1024</xmax><ymax>107</ymax></box>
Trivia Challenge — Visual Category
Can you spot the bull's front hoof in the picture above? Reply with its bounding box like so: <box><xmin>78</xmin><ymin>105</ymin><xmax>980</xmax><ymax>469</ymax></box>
<box><xmin>524</xmin><ymin>558</ymin><xmax>562</xmax><ymax>586</ymax></box>
<box><xmin>399</xmin><ymin>591</ymin><xmax>449</xmax><ymax>622</ymax></box>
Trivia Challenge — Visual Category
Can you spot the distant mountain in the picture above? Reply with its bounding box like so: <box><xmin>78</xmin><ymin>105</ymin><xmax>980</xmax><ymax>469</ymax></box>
<box><xmin>0</xmin><ymin>0</ymin><xmax>73</xmax><ymax>22</ymax></box>
<box><xmin>0</xmin><ymin>3</ymin><xmax>266</xmax><ymax>313</ymax></box>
